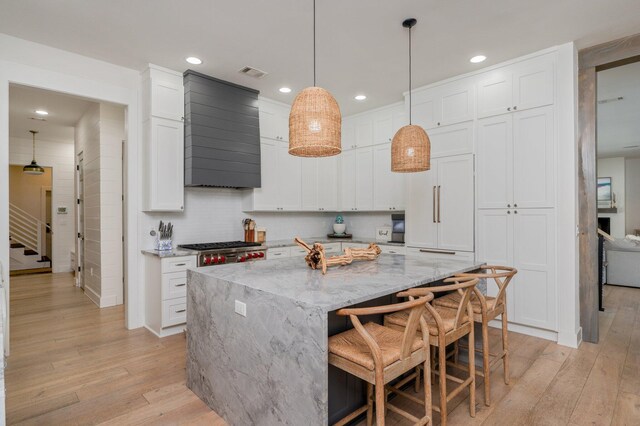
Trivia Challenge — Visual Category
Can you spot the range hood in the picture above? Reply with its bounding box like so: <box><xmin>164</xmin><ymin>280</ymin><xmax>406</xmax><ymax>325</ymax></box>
<box><xmin>184</xmin><ymin>70</ymin><xmax>261</xmax><ymax>188</ymax></box>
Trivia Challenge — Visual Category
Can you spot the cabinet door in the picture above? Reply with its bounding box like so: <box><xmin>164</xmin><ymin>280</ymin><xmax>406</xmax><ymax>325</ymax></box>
<box><xmin>437</xmin><ymin>155</ymin><xmax>475</xmax><ymax>252</ymax></box>
<box><xmin>429</xmin><ymin>121</ymin><xmax>474</xmax><ymax>159</ymax></box>
<box><xmin>439</xmin><ymin>82</ymin><xmax>475</xmax><ymax>125</ymax></box>
<box><xmin>277</xmin><ymin>142</ymin><xmax>302</xmax><ymax>210</ymax></box>
<box><xmin>258</xmin><ymin>100</ymin><xmax>279</xmax><ymax>141</ymax></box>
<box><xmin>512</xmin><ymin>56</ymin><xmax>554</xmax><ymax>112</ymax></box>
<box><xmin>476</xmin><ymin>114</ymin><xmax>513</xmax><ymax>209</ymax></box>
<box><xmin>512</xmin><ymin>106</ymin><xmax>554</xmax><ymax>208</ymax></box>
<box><xmin>300</xmin><ymin>158</ymin><xmax>319</xmax><ymax>211</ymax></box>
<box><xmin>373</xmin><ymin>110</ymin><xmax>394</xmax><ymax>144</ymax></box>
<box><xmin>373</xmin><ymin>144</ymin><xmax>393</xmax><ymax>210</ymax></box>
<box><xmin>150</xmin><ymin>71</ymin><xmax>184</xmax><ymax>121</ymax></box>
<box><xmin>475</xmin><ymin>209</ymin><xmax>514</xmax><ymax>317</ymax></box>
<box><xmin>411</xmin><ymin>89</ymin><xmax>441</xmax><ymax>130</ymax></box>
<box><xmin>342</xmin><ymin>118</ymin><xmax>357</xmax><ymax>150</ymax></box>
<box><xmin>355</xmin><ymin>147</ymin><xmax>374</xmax><ymax>210</ymax></box>
<box><xmin>477</xmin><ymin>69</ymin><xmax>513</xmax><ymax>118</ymax></box>
<box><xmin>252</xmin><ymin>139</ymin><xmax>279</xmax><ymax>210</ymax></box>
<box><xmin>512</xmin><ymin>208</ymin><xmax>556</xmax><ymax>330</ymax></box>
<box><xmin>149</xmin><ymin>117</ymin><xmax>184</xmax><ymax>211</ymax></box>
<box><xmin>405</xmin><ymin>164</ymin><xmax>439</xmax><ymax>248</ymax></box>
<box><xmin>317</xmin><ymin>156</ymin><xmax>338</xmax><ymax>211</ymax></box>
<box><xmin>355</xmin><ymin>117</ymin><xmax>374</xmax><ymax>148</ymax></box>
<box><xmin>277</xmin><ymin>105</ymin><xmax>290</xmax><ymax>142</ymax></box>
<box><xmin>339</xmin><ymin>149</ymin><xmax>357</xmax><ymax>211</ymax></box>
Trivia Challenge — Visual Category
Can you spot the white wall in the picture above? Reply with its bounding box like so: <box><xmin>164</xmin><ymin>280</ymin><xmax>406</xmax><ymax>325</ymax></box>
<box><xmin>75</xmin><ymin>103</ymin><xmax>124</xmax><ymax>307</ymax></box>
<box><xmin>9</xmin><ymin>135</ymin><xmax>75</xmax><ymax>273</ymax></box>
<box><xmin>598</xmin><ymin>157</ymin><xmax>626</xmax><ymax>237</ymax></box>
<box><xmin>625</xmin><ymin>158</ymin><xmax>640</xmax><ymax>235</ymax></box>
<box><xmin>141</xmin><ymin>187</ymin><xmax>395</xmax><ymax>248</ymax></box>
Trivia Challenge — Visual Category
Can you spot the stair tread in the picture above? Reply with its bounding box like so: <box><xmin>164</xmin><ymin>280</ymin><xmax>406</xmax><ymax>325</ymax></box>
<box><xmin>10</xmin><ymin>243</ymin><xmax>25</xmax><ymax>249</ymax></box>
<box><xmin>23</xmin><ymin>249</ymin><xmax>38</xmax><ymax>256</ymax></box>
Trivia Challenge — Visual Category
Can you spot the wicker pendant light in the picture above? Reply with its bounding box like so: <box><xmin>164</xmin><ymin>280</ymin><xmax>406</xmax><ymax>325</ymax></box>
<box><xmin>288</xmin><ymin>0</ymin><xmax>341</xmax><ymax>157</ymax></box>
<box><xmin>23</xmin><ymin>130</ymin><xmax>45</xmax><ymax>175</ymax></box>
<box><xmin>391</xmin><ymin>18</ymin><xmax>431</xmax><ymax>172</ymax></box>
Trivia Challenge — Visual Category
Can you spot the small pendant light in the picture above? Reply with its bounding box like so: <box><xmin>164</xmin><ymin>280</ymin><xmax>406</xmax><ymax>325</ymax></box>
<box><xmin>23</xmin><ymin>130</ymin><xmax>45</xmax><ymax>175</ymax></box>
<box><xmin>288</xmin><ymin>0</ymin><xmax>342</xmax><ymax>157</ymax></box>
<box><xmin>391</xmin><ymin>18</ymin><xmax>431</xmax><ymax>172</ymax></box>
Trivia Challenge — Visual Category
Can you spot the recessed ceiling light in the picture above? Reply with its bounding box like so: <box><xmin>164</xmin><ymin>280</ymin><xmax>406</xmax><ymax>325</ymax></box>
<box><xmin>186</xmin><ymin>57</ymin><xmax>202</xmax><ymax>65</ymax></box>
<box><xmin>35</xmin><ymin>110</ymin><xmax>48</xmax><ymax>115</ymax></box>
<box><xmin>354</xmin><ymin>95</ymin><xmax>367</xmax><ymax>101</ymax></box>
<box><xmin>470</xmin><ymin>55</ymin><xmax>487</xmax><ymax>64</ymax></box>
<box><xmin>279</xmin><ymin>87</ymin><xmax>292</xmax><ymax>93</ymax></box>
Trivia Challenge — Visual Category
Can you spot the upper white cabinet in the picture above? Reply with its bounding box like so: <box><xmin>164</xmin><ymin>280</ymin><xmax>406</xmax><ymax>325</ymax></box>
<box><xmin>141</xmin><ymin>65</ymin><xmax>185</xmax><ymax>212</ymax></box>
<box><xmin>373</xmin><ymin>104</ymin><xmax>406</xmax><ymax>144</ymax></box>
<box><xmin>406</xmin><ymin>154</ymin><xmax>474</xmax><ymax>252</ymax></box>
<box><xmin>373</xmin><ymin>144</ymin><xmax>405</xmax><ymax>211</ymax></box>
<box><xmin>410</xmin><ymin>80</ymin><xmax>475</xmax><ymax>130</ymax></box>
<box><xmin>340</xmin><ymin>147</ymin><xmax>375</xmax><ymax>211</ymax></box>
<box><xmin>428</xmin><ymin>121</ymin><xmax>474</xmax><ymax>158</ymax></box>
<box><xmin>259</xmin><ymin>98</ymin><xmax>289</xmax><ymax>142</ymax></box>
<box><xmin>477</xmin><ymin>54</ymin><xmax>554</xmax><ymax>118</ymax></box>
<box><xmin>477</xmin><ymin>105</ymin><xmax>554</xmax><ymax>209</ymax></box>
<box><xmin>339</xmin><ymin>149</ymin><xmax>357</xmax><ymax>211</ymax></box>
<box><xmin>301</xmin><ymin>156</ymin><xmax>339</xmax><ymax>211</ymax></box>
<box><xmin>247</xmin><ymin>139</ymin><xmax>301</xmax><ymax>211</ymax></box>
<box><xmin>343</xmin><ymin>103</ymin><xmax>405</xmax><ymax>149</ymax></box>
<box><xmin>355</xmin><ymin>117</ymin><xmax>374</xmax><ymax>148</ymax></box>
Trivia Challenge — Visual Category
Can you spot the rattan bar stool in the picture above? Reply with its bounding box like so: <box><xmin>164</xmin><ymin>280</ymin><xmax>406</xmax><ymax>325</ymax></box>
<box><xmin>328</xmin><ymin>294</ymin><xmax>434</xmax><ymax>426</ymax></box>
<box><xmin>433</xmin><ymin>265</ymin><xmax>517</xmax><ymax>406</ymax></box>
<box><xmin>384</xmin><ymin>276</ymin><xmax>478</xmax><ymax>426</ymax></box>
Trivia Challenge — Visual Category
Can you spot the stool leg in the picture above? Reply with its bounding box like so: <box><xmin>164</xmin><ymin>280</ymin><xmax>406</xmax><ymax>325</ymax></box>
<box><xmin>375</xmin><ymin>377</ymin><xmax>385</xmax><ymax>426</ymax></box>
<box><xmin>482</xmin><ymin>320</ymin><xmax>491</xmax><ymax>406</ymax></box>
<box><xmin>423</xmin><ymin>356</ymin><xmax>432</xmax><ymax>423</ymax></box>
<box><xmin>430</xmin><ymin>346</ymin><xmax>436</xmax><ymax>384</ymax></box>
<box><xmin>366</xmin><ymin>382</ymin><xmax>373</xmax><ymax>426</ymax></box>
<box><xmin>502</xmin><ymin>310</ymin><xmax>510</xmax><ymax>385</ymax></box>
<box><xmin>438</xmin><ymin>341</ymin><xmax>447</xmax><ymax>426</ymax></box>
<box><xmin>468</xmin><ymin>326</ymin><xmax>476</xmax><ymax>417</ymax></box>
<box><xmin>415</xmin><ymin>365</ymin><xmax>421</xmax><ymax>393</ymax></box>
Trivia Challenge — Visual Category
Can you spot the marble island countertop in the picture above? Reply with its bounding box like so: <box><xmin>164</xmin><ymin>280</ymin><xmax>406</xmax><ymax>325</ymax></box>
<box><xmin>192</xmin><ymin>254</ymin><xmax>482</xmax><ymax>312</ymax></box>
<box><xmin>141</xmin><ymin>249</ymin><xmax>197</xmax><ymax>258</ymax></box>
<box><xmin>264</xmin><ymin>236</ymin><xmax>405</xmax><ymax>249</ymax></box>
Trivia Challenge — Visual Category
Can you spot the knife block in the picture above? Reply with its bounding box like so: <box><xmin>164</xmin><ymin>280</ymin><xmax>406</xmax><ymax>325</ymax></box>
<box><xmin>156</xmin><ymin>238</ymin><xmax>173</xmax><ymax>251</ymax></box>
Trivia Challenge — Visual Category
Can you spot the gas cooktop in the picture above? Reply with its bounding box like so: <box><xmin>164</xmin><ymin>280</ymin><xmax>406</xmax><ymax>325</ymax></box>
<box><xmin>179</xmin><ymin>241</ymin><xmax>262</xmax><ymax>251</ymax></box>
<box><xmin>178</xmin><ymin>241</ymin><xmax>268</xmax><ymax>267</ymax></box>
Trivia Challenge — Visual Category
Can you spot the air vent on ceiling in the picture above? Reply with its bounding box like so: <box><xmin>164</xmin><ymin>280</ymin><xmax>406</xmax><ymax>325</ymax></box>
<box><xmin>238</xmin><ymin>66</ymin><xmax>268</xmax><ymax>79</ymax></box>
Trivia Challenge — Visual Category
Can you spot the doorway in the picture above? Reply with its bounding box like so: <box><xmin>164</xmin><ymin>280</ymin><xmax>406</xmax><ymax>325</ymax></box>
<box><xmin>578</xmin><ymin>33</ymin><xmax>640</xmax><ymax>343</ymax></box>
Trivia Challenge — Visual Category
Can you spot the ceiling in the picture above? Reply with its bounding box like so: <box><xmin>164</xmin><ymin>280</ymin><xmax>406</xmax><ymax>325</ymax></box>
<box><xmin>1</xmin><ymin>1</ymin><xmax>640</xmax><ymax>115</ymax></box>
<box><xmin>597</xmin><ymin>61</ymin><xmax>640</xmax><ymax>159</ymax></box>
<box><xmin>9</xmin><ymin>84</ymin><xmax>94</xmax><ymax>143</ymax></box>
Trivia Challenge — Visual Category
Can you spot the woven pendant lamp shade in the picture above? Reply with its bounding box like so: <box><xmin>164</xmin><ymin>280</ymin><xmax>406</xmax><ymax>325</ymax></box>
<box><xmin>288</xmin><ymin>86</ymin><xmax>342</xmax><ymax>157</ymax></box>
<box><xmin>391</xmin><ymin>124</ymin><xmax>431</xmax><ymax>172</ymax></box>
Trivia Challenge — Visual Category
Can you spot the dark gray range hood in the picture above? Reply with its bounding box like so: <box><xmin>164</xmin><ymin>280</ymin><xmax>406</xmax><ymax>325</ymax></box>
<box><xmin>184</xmin><ymin>70</ymin><xmax>261</xmax><ymax>188</ymax></box>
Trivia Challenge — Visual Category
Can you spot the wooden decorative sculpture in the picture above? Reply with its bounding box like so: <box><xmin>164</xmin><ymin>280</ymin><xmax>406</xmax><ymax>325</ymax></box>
<box><xmin>294</xmin><ymin>237</ymin><xmax>382</xmax><ymax>274</ymax></box>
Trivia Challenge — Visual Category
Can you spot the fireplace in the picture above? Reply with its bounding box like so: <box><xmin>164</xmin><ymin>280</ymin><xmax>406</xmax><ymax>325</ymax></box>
<box><xmin>598</xmin><ymin>217</ymin><xmax>611</xmax><ymax>235</ymax></box>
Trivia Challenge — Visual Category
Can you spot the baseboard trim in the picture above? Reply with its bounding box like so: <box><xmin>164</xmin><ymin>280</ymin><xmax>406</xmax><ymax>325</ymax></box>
<box><xmin>144</xmin><ymin>324</ymin><xmax>186</xmax><ymax>338</ymax></box>
<box><xmin>557</xmin><ymin>327</ymin><xmax>582</xmax><ymax>349</ymax></box>
<box><xmin>84</xmin><ymin>286</ymin><xmax>101</xmax><ymax>307</ymax></box>
<box><xmin>489</xmin><ymin>320</ymin><xmax>558</xmax><ymax>342</ymax></box>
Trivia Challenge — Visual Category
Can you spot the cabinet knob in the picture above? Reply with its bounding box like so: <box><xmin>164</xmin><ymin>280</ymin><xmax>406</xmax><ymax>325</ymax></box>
<box><xmin>437</xmin><ymin>122</ymin><xmax>441</xmax><ymax>126</ymax></box>
<box><xmin>514</xmin><ymin>203</ymin><xmax>518</xmax><ymax>208</ymax></box>
<box><xmin>513</xmin><ymin>106</ymin><xmax>517</xmax><ymax>110</ymax></box>
<box><xmin>507</xmin><ymin>210</ymin><xmax>511</xmax><ymax>214</ymax></box>
<box><xmin>507</xmin><ymin>107</ymin><xmax>511</xmax><ymax>111</ymax></box>
<box><xmin>514</xmin><ymin>210</ymin><xmax>518</xmax><ymax>214</ymax></box>
<box><xmin>507</xmin><ymin>204</ymin><xmax>511</xmax><ymax>208</ymax></box>
<box><xmin>180</xmin><ymin>206</ymin><xmax>184</xmax><ymax>210</ymax></box>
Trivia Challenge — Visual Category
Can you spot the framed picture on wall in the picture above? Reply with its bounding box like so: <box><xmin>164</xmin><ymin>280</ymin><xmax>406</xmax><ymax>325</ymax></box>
<box><xmin>597</xmin><ymin>177</ymin><xmax>612</xmax><ymax>207</ymax></box>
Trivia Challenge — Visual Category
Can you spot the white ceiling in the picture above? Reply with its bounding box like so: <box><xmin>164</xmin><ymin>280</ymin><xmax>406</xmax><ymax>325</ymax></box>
<box><xmin>597</xmin><ymin>61</ymin><xmax>640</xmax><ymax>159</ymax></box>
<box><xmin>9</xmin><ymin>84</ymin><xmax>94</xmax><ymax>143</ymax></box>
<box><xmin>1</xmin><ymin>1</ymin><xmax>640</xmax><ymax>115</ymax></box>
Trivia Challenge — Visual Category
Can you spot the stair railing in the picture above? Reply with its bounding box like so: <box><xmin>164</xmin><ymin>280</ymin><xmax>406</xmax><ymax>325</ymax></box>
<box><xmin>8</xmin><ymin>203</ymin><xmax>52</xmax><ymax>258</ymax></box>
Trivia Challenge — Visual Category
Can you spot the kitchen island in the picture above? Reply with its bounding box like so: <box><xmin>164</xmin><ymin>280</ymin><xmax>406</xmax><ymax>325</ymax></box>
<box><xmin>186</xmin><ymin>254</ymin><xmax>483</xmax><ymax>425</ymax></box>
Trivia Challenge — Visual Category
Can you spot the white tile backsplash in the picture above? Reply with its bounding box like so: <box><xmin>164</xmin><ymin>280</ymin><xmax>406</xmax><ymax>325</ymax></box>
<box><xmin>141</xmin><ymin>188</ymin><xmax>399</xmax><ymax>247</ymax></box>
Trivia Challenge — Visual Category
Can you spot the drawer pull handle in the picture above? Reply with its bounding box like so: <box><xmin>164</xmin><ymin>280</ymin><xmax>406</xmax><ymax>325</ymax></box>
<box><xmin>419</xmin><ymin>249</ymin><xmax>456</xmax><ymax>255</ymax></box>
<box><xmin>175</xmin><ymin>283</ymin><xmax>186</xmax><ymax>287</ymax></box>
<box><xmin>175</xmin><ymin>263</ymin><xmax>187</xmax><ymax>266</ymax></box>
<box><xmin>175</xmin><ymin>309</ymin><xmax>186</xmax><ymax>313</ymax></box>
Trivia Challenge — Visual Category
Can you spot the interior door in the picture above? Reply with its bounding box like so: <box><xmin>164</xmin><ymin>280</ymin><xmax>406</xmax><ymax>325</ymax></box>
<box><xmin>76</xmin><ymin>152</ymin><xmax>84</xmax><ymax>288</ymax></box>
<box><xmin>476</xmin><ymin>114</ymin><xmax>513</xmax><ymax>209</ymax></box>
<box><xmin>405</xmin><ymin>162</ymin><xmax>438</xmax><ymax>248</ymax></box>
<box><xmin>437</xmin><ymin>154</ymin><xmax>475</xmax><ymax>252</ymax></box>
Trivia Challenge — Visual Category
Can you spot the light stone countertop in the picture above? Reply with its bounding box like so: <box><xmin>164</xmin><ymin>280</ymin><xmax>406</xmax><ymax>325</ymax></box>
<box><xmin>265</xmin><ymin>236</ymin><xmax>405</xmax><ymax>249</ymax></box>
<box><xmin>192</xmin><ymin>254</ymin><xmax>482</xmax><ymax>312</ymax></box>
<box><xmin>141</xmin><ymin>249</ymin><xmax>197</xmax><ymax>258</ymax></box>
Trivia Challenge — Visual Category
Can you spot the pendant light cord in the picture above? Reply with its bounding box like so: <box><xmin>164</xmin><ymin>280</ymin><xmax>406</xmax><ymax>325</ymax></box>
<box><xmin>313</xmin><ymin>0</ymin><xmax>316</xmax><ymax>87</ymax></box>
<box><xmin>408</xmin><ymin>25</ymin><xmax>412</xmax><ymax>125</ymax></box>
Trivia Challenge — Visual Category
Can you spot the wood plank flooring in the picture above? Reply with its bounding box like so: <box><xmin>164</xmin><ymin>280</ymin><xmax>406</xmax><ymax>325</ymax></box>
<box><xmin>6</xmin><ymin>273</ymin><xmax>640</xmax><ymax>425</ymax></box>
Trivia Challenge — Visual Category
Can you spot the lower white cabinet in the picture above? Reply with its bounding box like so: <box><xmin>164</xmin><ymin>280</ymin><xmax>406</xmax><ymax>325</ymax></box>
<box><xmin>406</xmin><ymin>247</ymin><xmax>475</xmax><ymax>262</ymax></box>
<box><xmin>406</xmin><ymin>154</ymin><xmax>474</xmax><ymax>253</ymax></box>
<box><xmin>144</xmin><ymin>254</ymin><xmax>196</xmax><ymax>337</ymax></box>
<box><xmin>476</xmin><ymin>208</ymin><xmax>556</xmax><ymax>331</ymax></box>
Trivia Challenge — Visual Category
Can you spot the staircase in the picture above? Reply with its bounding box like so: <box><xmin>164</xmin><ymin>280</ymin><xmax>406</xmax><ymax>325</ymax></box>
<box><xmin>9</xmin><ymin>203</ymin><xmax>52</xmax><ymax>271</ymax></box>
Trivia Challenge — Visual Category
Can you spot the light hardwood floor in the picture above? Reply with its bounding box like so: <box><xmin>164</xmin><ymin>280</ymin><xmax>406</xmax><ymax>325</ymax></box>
<box><xmin>6</xmin><ymin>273</ymin><xmax>640</xmax><ymax>425</ymax></box>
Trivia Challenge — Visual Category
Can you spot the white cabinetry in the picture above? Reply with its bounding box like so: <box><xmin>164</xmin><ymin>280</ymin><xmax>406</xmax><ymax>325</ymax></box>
<box><xmin>141</xmin><ymin>65</ymin><xmax>185</xmax><ymax>212</ymax></box>
<box><xmin>406</xmin><ymin>154</ymin><xmax>474</xmax><ymax>253</ymax></box>
<box><xmin>301</xmin><ymin>156</ymin><xmax>339</xmax><ymax>211</ymax></box>
<box><xmin>477</xmin><ymin>106</ymin><xmax>554</xmax><ymax>209</ymax></box>
<box><xmin>428</xmin><ymin>121</ymin><xmax>474</xmax><ymax>159</ymax></box>
<box><xmin>476</xmin><ymin>209</ymin><xmax>556</xmax><ymax>331</ymax></box>
<box><xmin>410</xmin><ymin>80</ymin><xmax>475</xmax><ymax>129</ymax></box>
<box><xmin>477</xmin><ymin>54</ymin><xmax>554</xmax><ymax>118</ymax></box>
<box><xmin>340</xmin><ymin>147</ymin><xmax>375</xmax><ymax>211</ymax></box>
<box><xmin>259</xmin><ymin>98</ymin><xmax>289</xmax><ymax>142</ymax></box>
<box><xmin>373</xmin><ymin>144</ymin><xmax>405</xmax><ymax>211</ymax></box>
<box><xmin>144</xmin><ymin>254</ymin><xmax>196</xmax><ymax>337</ymax></box>
<box><xmin>248</xmin><ymin>139</ymin><xmax>301</xmax><ymax>211</ymax></box>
